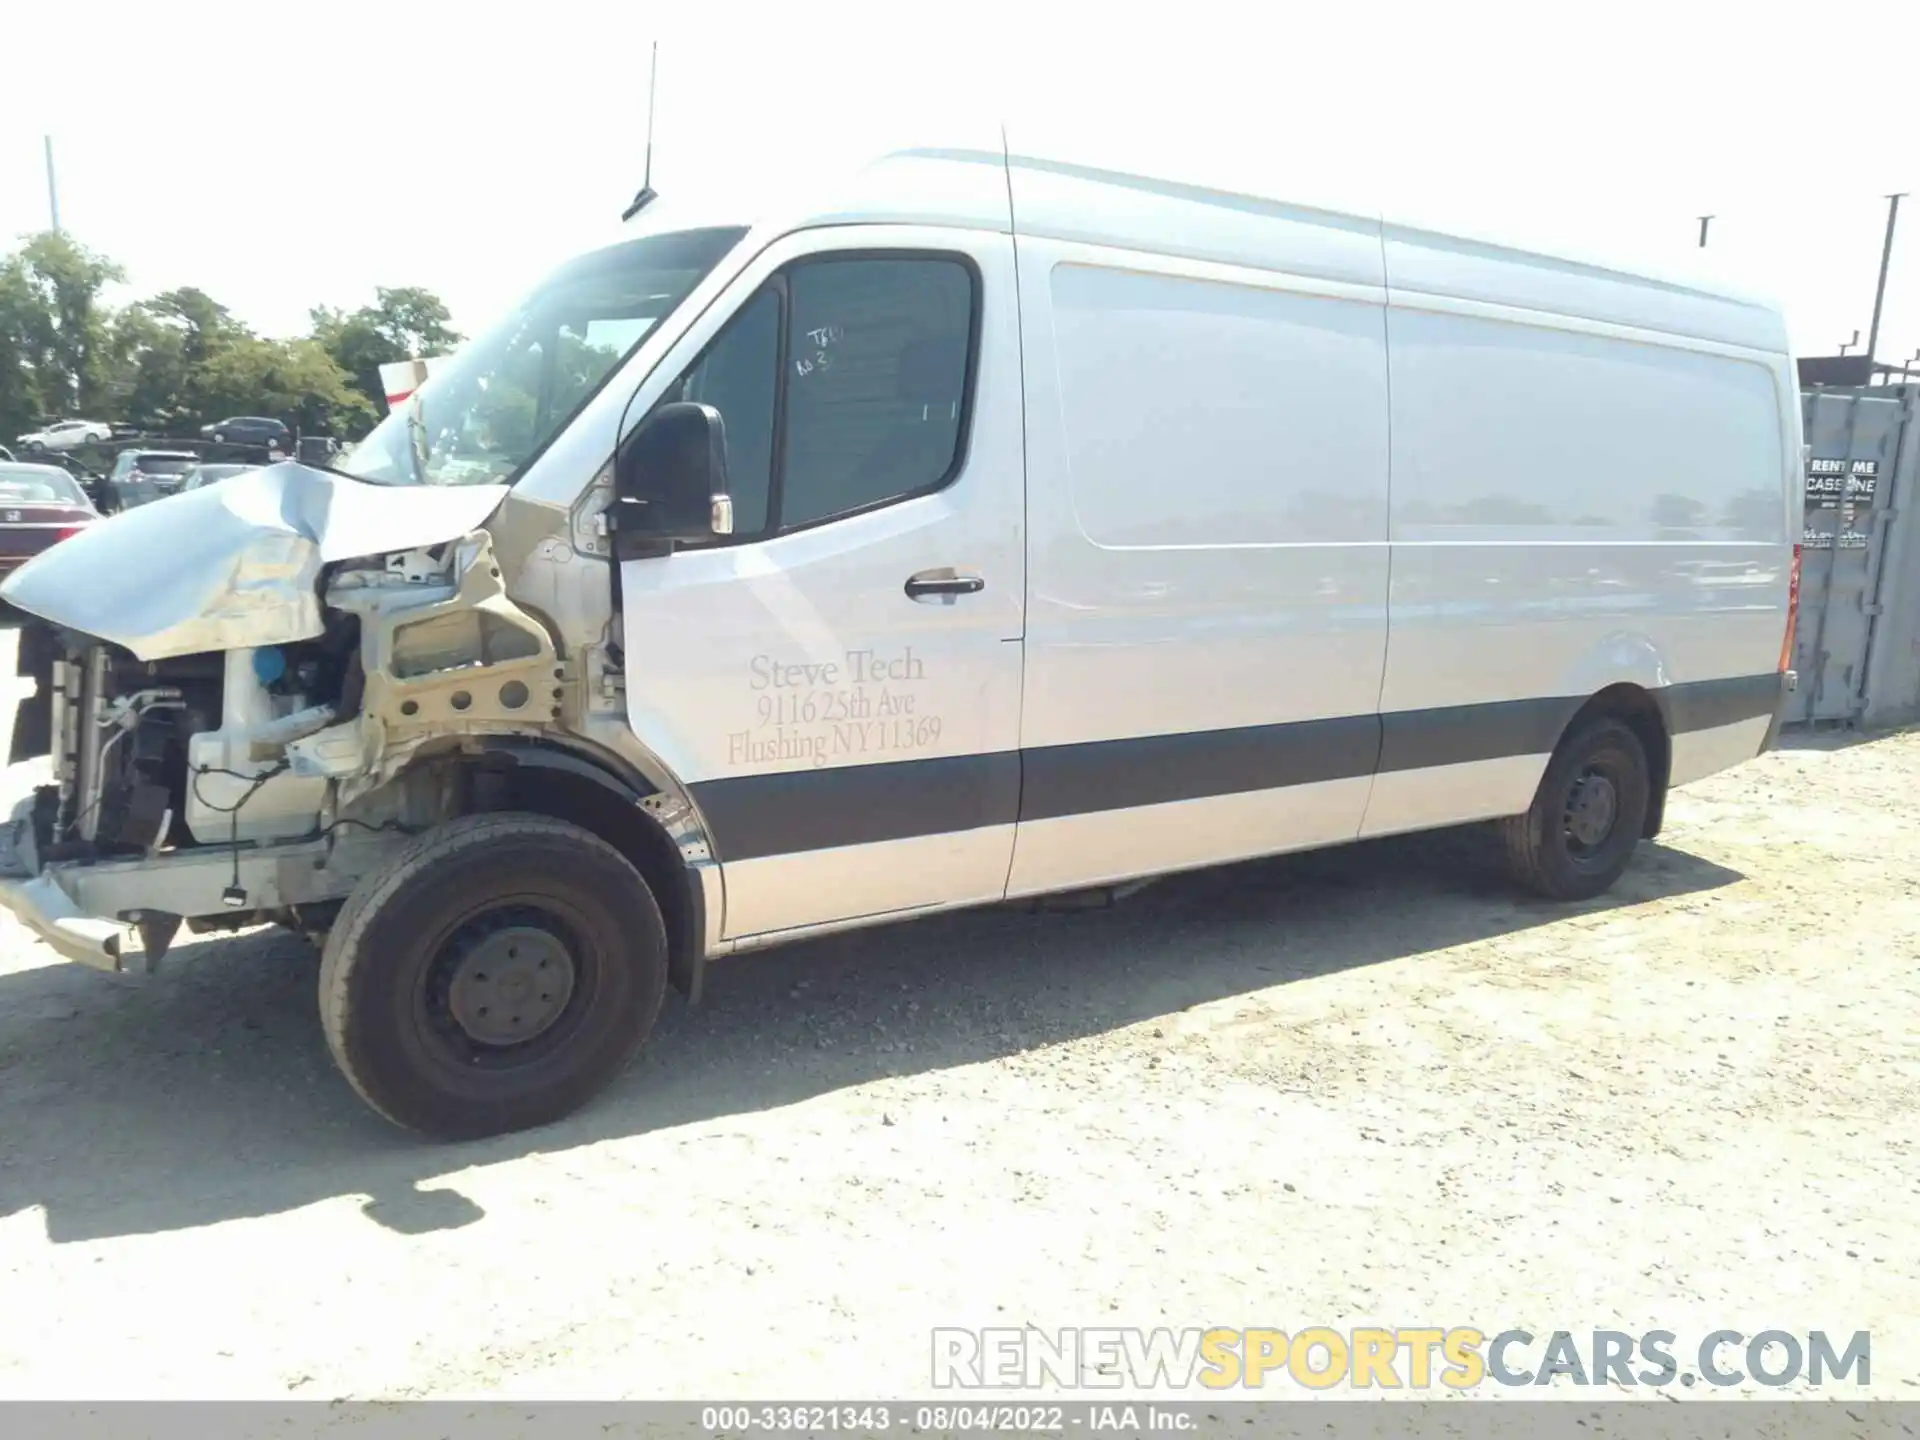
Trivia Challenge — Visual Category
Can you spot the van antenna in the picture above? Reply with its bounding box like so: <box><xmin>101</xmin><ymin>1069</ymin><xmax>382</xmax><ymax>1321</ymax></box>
<box><xmin>621</xmin><ymin>42</ymin><xmax>660</xmax><ymax>222</ymax></box>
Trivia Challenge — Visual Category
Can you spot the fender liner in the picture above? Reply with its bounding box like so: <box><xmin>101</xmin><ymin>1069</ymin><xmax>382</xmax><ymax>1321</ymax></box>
<box><xmin>465</xmin><ymin>738</ymin><xmax>709</xmax><ymax>1003</ymax></box>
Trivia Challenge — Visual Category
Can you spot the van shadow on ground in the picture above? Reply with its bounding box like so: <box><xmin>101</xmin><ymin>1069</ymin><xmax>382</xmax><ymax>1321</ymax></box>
<box><xmin>0</xmin><ymin>828</ymin><xmax>1744</xmax><ymax>1244</ymax></box>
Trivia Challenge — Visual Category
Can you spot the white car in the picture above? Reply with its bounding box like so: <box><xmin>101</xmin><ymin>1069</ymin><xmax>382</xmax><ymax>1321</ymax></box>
<box><xmin>15</xmin><ymin>419</ymin><xmax>112</xmax><ymax>453</ymax></box>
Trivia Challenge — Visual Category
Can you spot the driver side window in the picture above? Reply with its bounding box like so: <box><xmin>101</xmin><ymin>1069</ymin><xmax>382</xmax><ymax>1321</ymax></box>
<box><xmin>653</xmin><ymin>253</ymin><xmax>976</xmax><ymax>542</ymax></box>
<box><xmin>670</xmin><ymin>288</ymin><xmax>780</xmax><ymax>536</ymax></box>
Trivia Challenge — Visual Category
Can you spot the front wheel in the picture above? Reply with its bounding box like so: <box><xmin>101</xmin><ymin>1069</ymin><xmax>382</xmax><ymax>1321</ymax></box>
<box><xmin>1500</xmin><ymin>716</ymin><xmax>1651</xmax><ymax>901</ymax></box>
<box><xmin>319</xmin><ymin>812</ymin><xmax>669</xmax><ymax>1139</ymax></box>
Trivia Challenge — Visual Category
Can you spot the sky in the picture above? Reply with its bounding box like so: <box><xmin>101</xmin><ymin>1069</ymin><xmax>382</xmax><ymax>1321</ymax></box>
<box><xmin>4</xmin><ymin>0</ymin><xmax>1919</xmax><ymax>366</ymax></box>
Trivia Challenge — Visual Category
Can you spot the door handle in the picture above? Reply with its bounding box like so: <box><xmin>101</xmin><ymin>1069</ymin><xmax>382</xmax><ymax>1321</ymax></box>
<box><xmin>904</xmin><ymin>568</ymin><xmax>986</xmax><ymax>602</ymax></box>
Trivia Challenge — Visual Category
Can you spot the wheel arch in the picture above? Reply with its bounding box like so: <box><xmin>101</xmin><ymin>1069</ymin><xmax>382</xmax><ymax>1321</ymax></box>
<box><xmin>1551</xmin><ymin>682</ymin><xmax>1672</xmax><ymax>839</ymax></box>
<box><xmin>457</xmin><ymin>738</ymin><xmax>711</xmax><ymax>1002</ymax></box>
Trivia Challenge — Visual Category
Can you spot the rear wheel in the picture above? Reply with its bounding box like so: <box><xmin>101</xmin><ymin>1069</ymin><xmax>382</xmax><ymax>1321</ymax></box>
<box><xmin>319</xmin><ymin>812</ymin><xmax>669</xmax><ymax>1139</ymax></box>
<box><xmin>1500</xmin><ymin>716</ymin><xmax>1651</xmax><ymax>901</ymax></box>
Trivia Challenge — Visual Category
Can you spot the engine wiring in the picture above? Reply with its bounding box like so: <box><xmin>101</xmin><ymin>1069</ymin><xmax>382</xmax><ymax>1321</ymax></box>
<box><xmin>315</xmin><ymin>815</ymin><xmax>426</xmax><ymax>842</ymax></box>
<box><xmin>188</xmin><ymin>759</ymin><xmax>292</xmax><ymax>906</ymax></box>
<box><xmin>186</xmin><ymin>760</ymin><xmax>427</xmax><ymax>906</ymax></box>
<box><xmin>55</xmin><ymin>639</ymin><xmax>423</xmax><ymax>918</ymax></box>
<box><xmin>188</xmin><ymin>759</ymin><xmax>292</xmax><ymax>820</ymax></box>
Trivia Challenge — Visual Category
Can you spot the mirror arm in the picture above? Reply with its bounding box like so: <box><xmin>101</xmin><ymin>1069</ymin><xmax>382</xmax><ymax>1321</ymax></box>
<box><xmin>606</xmin><ymin>496</ymin><xmax>678</xmax><ymax>563</ymax></box>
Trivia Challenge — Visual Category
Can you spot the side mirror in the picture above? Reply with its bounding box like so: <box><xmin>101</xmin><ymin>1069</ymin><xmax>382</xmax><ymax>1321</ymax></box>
<box><xmin>609</xmin><ymin>401</ymin><xmax>734</xmax><ymax>556</ymax></box>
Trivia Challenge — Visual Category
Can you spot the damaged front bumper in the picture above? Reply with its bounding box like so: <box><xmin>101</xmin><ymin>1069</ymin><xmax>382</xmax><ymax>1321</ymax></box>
<box><xmin>0</xmin><ymin>872</ymin><xmax>129</xmax><ymax>971</ymax></box>
<box><xmin>0</xmin><ymin>802</ymin><xmax>127</xmax><ymax>971</ymax></box>
<box><xmin>0</xmin><ymin>794</ymin><xmax>409</xmax><ymax>974</ymax></box>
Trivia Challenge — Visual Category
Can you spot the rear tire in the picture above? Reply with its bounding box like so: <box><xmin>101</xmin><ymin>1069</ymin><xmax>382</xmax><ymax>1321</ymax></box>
<box><xmin>319</xmin><ymin>812</ymin><xmax>669</xmax><ymax>1139</ymax></box>
<box><xmin>1500</xmin><ymin>716</ymin><xmax>1651</xmax><ymax>901</ymax></box>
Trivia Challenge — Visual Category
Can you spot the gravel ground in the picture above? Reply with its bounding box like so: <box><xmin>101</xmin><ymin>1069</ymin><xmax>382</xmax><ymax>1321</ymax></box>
<box><xmin>0</xmin><ymin>625</ymin><xmax>1913</xmax><ymax>1402</ymax></box>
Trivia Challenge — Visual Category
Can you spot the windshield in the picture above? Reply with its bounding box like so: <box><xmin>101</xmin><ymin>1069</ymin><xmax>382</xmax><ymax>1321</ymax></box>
<box><xmin>337</xmin><ymin>225</ymin><xmax>747</xmax><ymax>488</ymax></box>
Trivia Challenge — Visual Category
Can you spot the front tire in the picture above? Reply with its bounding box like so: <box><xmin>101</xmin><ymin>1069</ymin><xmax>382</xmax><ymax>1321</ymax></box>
<box><xmin>319</xmin><ymin>812</ymin><xmax>669</xmax><ymax>1139</ymax></box>
<box><xmin>1500</xmin><ymin>716</ymin><xmax>1651</xmax><ymax>901</ymax></box>
<box><xmin>212</xmin><ymin>430</ymin><xmax>227</xmax><ymax>444</ymax></box>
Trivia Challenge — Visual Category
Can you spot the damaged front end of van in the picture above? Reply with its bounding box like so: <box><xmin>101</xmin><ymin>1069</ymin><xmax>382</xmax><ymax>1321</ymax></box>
<box><xmin>0</xmin><ymin>461</ymin><xmax>567</xmax><ymax>972</ymax></box>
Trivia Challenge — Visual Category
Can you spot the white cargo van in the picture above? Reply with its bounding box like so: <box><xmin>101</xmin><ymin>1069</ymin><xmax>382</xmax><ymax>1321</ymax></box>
<box><xmin>0</xmin><ymin>146</ymin><xmax>1800</xmax><ymax>1138</ymax></box>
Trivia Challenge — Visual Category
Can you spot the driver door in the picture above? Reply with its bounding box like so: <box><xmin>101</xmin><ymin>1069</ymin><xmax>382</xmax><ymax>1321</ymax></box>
<box><xmin>616</xmin><ymin>226</ymin><xmax>1026</xmax><ymax>940</ymax></box>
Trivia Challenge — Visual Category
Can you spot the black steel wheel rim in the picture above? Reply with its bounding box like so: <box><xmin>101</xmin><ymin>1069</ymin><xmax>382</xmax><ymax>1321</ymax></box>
<box><xmin>1562</xmin><ymin>763</ymin><xmax>1621</xmax><ymax>861</ymax></box>
<box><xmin>415</xmin><ymin>897</ymin><xmax>598</xmax><ymax>1073</ymax></box>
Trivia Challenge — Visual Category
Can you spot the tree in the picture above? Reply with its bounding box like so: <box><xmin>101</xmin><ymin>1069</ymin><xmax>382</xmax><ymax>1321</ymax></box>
<box><xmin>194</xmin><ymin>335</ymin><xmax>377</xmax><ymax>438</ymax></box>
<box><xmin>110</xmin><ymin>286</ymin><xmax>258</xmax><ymax>431</ymax></box>
<box><xmin>0</xmin><ymin>263</ymin><xmax>48</xmax><ymax>442</ymax></box>
<box><xmin>368</xmin><ymin>287</ymin><xmax>461</xmax><ymax>356</ymax></box>
<box><xmin>0</xmin><ymin>232</ymin><xmax>446</xmax><ymax>444</ymax></box>
<box><xmin>98</xmin><ymin>303</ymin><xmax>180</xmax><ymax>428</ymax></box>
<box><xmin>148</xmin><ymin>287</ymin><xmax>247</xmax><ymax>365</ymax></box>
<box><xmin>314</xmin><ymin>286</ymin><xmax>463</xmax><ymax>421</ymax></box>
<box><xmin>0</xmin><ymin>231</ymin><xmax>125</xmax><ymax>419</ymax></box>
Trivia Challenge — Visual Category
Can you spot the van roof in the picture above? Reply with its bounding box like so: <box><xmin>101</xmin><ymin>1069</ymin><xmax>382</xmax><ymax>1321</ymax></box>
<box><xmin>722</xmin><ymin>146</ymin><xmax>1789</xmax><ymax>356</ymax></box>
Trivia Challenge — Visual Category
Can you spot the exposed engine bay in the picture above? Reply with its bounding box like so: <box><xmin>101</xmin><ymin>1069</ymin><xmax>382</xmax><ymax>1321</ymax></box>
<box><xmin>6</xmin><ymin>528</ymin><xmax>565</xmax><ymax>963</ymax></box>
<box><xmin>13</xmin><ymin>618</ymin><xmax>357</xmax><ymax>860</ymax></box>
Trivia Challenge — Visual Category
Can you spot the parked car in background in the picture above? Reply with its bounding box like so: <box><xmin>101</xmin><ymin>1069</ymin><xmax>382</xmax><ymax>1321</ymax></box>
<box><xmin>14</xmin><ymin>420</ymin><xmax>112</xmax><ymax>454</ymax></box>
<box><xmin>200</xmin><ymin>416</ymin><xmax>292</xmax><ymax>449</ymax></box>
<box><xmin>107</xmin><ymin>450</ymin><xmax>200</xmax><ymax>509</ymax></box>
<box><xmin>74</xmin><ymin>470</ymin><xmax>114</xmax><ymax>514</ymax></box>
<box><xmin>0</xmin><ymin>464</ymin><xmax>97</xmax><ymax>585</ymax></box>
<box><xmin>181</xmin><ymin>463</ymin><xmax>255</xmax><ymax>491</ymax></box>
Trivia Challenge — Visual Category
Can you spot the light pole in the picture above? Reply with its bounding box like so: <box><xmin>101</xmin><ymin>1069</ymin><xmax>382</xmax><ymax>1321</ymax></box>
<box><xmin>1698</xmin><ymin>215</ymin><xmax>1713</xmax><ymax>248</ymax></box>
<box><xmin>44</xmin><ymin>135</ymin><xmax>60</xmax><ymax>233</ymax></box>
<box><xmin>1867</xmin><ymin>192</ymin><xmax>1907</xmax><ymax>361</ymax></box>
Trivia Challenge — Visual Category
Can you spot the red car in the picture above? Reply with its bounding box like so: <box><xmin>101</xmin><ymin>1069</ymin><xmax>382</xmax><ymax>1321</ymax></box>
<box><xmin>0</xmin><ymin>462</ymin><xmax>99</xmax><ymax>585</ymax></box>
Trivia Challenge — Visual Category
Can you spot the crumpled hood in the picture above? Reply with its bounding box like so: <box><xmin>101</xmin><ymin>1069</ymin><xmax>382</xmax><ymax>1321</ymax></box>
<box><xmin>0</xmin><ymin>461</ymin><xmax>508</xmax><ymax>660</ymax></box>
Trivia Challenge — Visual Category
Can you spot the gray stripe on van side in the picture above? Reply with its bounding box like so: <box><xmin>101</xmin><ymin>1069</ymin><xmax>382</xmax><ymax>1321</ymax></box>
<box><xmin>685</xmin><ymin>673</ymin><xmax>1784</xmax><ymax>862</ymax></box>
<box><xmin>1650</xmin><ymin>672</ymin><xmax>1785</xmax><ymax>735</ymax></box>
<box><xmin>689</xmin><ymin>751</ymin><xmax>1022</xmax><ymax>864</ymax></box>
<box><xmin>1376</xmin><ymin>694</ymin><xmax>1580</xmax><ymax>775</ymax></box>
<box><xmin>1018</xmin><ymin>713</ymin><xmax>1382</xmax><ymax>822</ymax></box>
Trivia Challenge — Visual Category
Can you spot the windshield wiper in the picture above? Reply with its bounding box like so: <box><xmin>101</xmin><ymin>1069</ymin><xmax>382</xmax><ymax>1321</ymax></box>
<box><xmin>263</xmin><ymin>449</ymin><xmax>402</xmax><ymax>488</ymax></box>
<box><xmin>307</xmin><ymin>458</ymin><xmax>400</xmax><ymax>486</ymax></box>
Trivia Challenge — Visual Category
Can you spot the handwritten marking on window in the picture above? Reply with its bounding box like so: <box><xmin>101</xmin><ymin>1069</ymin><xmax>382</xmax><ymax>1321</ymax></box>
<box><xmin>794</xmin><ymin>323</ymin><xmax>845</xmax><ymax>379</ymax></box>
